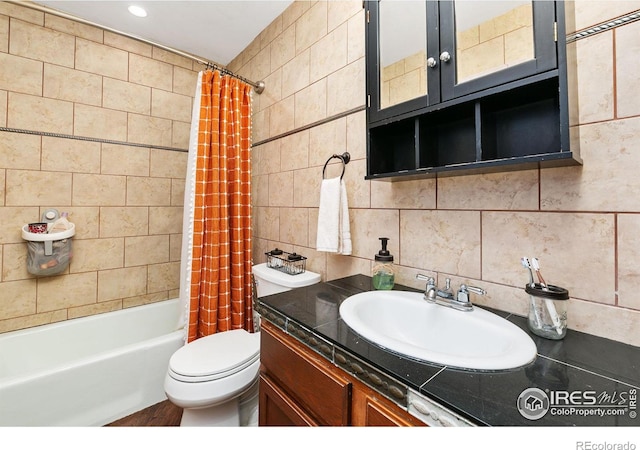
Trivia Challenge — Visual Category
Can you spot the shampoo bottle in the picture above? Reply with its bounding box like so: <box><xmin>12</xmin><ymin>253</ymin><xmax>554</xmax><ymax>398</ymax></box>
<box><xmin>372</xmin><ymin>237</ymin><xmax>395</xmax><ymax>290</ymax></box>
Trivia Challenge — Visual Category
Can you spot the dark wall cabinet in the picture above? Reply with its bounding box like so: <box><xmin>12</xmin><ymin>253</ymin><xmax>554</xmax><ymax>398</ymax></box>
<box><xmin>365</xmin><ymin>0</ymin><xmax>581</xmax><ymax>180</ymax></box>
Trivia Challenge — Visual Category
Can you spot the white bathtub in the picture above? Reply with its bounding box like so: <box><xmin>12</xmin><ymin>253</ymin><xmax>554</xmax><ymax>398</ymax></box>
<box><xmin>0</xmin><ymin>299</ymin><xmax>184</xmax><ymax>426</ymax></box>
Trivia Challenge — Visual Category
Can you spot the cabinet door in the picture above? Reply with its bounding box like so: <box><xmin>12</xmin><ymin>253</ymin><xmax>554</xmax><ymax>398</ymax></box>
<box><xmin>439</xmin><ymin>0</ymin><xmax>558</xmax><ymax>101</ymax></box>
<box><xmin>366</xmin><ymin>0</ymin><xmax>439</xmax><ymax>123</ymax></box>
<box><xmin>352</xmin><ymin>383</ymin><xmax>426</xmax><ymax>427</ymax></box>
<box><xmin>259</xmin><ymin>374</ymin><xmax>319</xmax><ymax>426</ymax></box>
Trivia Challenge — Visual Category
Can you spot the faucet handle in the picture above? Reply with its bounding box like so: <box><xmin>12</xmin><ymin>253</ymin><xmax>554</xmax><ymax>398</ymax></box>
<box><xmin>457</xmin><ymin>284</ymin><xmax>486</xmax><ymax>304</ymax></box>
<box><xmin>416</xmin><ymin>273</ymin><xmax>435</xmax><ymax>287</ymax></box>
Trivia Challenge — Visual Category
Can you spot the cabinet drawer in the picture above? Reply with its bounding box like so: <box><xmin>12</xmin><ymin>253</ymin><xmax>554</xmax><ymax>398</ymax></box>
<box><xmin>260</xmin><ymin>322</ymin><xmax>351</xmax><ymax>426</ymax></box>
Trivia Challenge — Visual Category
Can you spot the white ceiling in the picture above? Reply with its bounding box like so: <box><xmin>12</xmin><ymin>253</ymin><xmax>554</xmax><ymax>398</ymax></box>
<box><xmin>33</xmin><ymin>0</ymin><xmax>293</xmax><ymax>65</ymax></box>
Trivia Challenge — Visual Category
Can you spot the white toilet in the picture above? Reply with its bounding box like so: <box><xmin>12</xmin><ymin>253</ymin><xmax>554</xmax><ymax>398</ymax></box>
<box><xmin>164</xmin><ymin>262</ymin><xmax>321</xmax><ymax>426</ymax></box>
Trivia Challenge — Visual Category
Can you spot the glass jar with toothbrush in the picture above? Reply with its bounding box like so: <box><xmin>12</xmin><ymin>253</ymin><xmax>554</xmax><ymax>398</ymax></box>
<box><xmin>525</xmin><ymin>283</ymin><xmax>569</xmax><ymax>340</ymax></box>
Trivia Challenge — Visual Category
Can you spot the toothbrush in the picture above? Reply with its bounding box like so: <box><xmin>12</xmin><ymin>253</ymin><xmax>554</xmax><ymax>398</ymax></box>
<box><xmin>531</xmin><ymin>258</ymin><xmax>563</xmax><ymax>335</ymax></box>
<box><xmin>521</xmin><ymin>257</ymin><xmax>535</xmax><ymax>287</ymax></box>
<box><xmin>522</xmin><ymin>257</ymin><xmax>542</xmax><ymax>328</ymax></box>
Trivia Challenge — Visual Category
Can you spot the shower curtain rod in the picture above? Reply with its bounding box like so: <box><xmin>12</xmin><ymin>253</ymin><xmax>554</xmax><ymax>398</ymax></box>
<box><xmin>8</xmin><ymin>1</ymin><xmax>265</xmax><ymax>94</ymax></box>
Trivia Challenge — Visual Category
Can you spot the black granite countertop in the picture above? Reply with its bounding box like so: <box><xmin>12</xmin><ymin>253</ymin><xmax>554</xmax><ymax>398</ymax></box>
<box><xmin>256</xmin><ymin>274</ymin><xmax>640</xmax><ymax>426</ymax></box>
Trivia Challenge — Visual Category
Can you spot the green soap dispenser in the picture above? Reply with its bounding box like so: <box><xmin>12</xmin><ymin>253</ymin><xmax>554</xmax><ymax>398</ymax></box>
<box><xmin>372</xmin><ymin>237</ymin><xmax>395</xmax><ymax>290</ymax></box>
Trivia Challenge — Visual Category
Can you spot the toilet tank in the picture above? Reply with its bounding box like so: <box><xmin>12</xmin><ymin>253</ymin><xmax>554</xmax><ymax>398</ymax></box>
<box><xmin>252</xmin><ymin>263</ymin><xmax>321</xmax><ymax>298</ymax></box>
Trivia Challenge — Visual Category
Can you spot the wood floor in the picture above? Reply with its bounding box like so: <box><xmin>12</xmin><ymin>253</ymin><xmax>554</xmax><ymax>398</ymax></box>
<box><xmin>106</xmin><ymin>400</ymin><xmax>183</xmax><ymax>426</ymax></box>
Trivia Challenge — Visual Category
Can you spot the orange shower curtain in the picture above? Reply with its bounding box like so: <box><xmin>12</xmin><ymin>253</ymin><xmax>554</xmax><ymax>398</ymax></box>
<box><xmin>187</xmin><ymin>70</ymin><xmax>253</xmax><ymax>342</ymax></box>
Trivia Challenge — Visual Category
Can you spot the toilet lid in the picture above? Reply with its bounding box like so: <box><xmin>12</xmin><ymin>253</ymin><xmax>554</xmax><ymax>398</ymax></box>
<box><xmin>169</xmin><ymin>329</ymin><xmax>260</xmax><ymax>382</ymax></box>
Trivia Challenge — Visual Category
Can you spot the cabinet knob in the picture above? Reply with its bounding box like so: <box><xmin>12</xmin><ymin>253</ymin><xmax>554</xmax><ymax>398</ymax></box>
<box><xmin>439</xmin><ymin>51</ymin><xmax>451</xmax><ymax>63</ymax></box>
<box><xmin>427</xmin><ymin>57</ymin><xmax>437</xmax><ymax>68</ymax></box>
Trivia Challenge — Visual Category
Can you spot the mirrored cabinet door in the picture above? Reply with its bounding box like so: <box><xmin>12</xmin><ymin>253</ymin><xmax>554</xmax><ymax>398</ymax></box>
<box><xmin>439</xmin><ymin>0</ymin><xmax>557</xmax><ymax>100</ymax></box>
<box><xmin>367</xmin><ymin>0</ymin><xmax>439</xmax><ymax>122</ymax></box>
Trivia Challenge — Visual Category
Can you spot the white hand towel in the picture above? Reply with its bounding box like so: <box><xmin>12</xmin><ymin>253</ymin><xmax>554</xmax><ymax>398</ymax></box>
<box><xmin>316</xmin><ymin>177</ymin><xmax>351</xmax><ymax>255</ymax></box>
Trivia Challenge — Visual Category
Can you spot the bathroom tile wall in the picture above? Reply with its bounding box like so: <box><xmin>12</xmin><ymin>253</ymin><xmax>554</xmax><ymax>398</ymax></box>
<box><xmin>229</xmin><ymin>0</ymin><xmax>640</xmax><ymax>347</ymax></box>
<box><xmin>0</xmin><ymin>2</ymin><xmax>195</xmax><ymax>333</ymax></box>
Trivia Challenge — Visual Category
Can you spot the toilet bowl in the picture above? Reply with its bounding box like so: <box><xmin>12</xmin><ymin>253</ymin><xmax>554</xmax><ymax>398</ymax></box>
<box><xmin>164</xmin><ymin>262</ymin><xmax>321</xmax><ymax>426</ymax></box>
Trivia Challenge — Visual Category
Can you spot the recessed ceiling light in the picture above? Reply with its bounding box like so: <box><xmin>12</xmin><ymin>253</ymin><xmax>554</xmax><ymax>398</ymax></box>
<box><xmin>128</xmin><ymin>5</ymin><xmax>148</xmax><ymax>18</ymax></box>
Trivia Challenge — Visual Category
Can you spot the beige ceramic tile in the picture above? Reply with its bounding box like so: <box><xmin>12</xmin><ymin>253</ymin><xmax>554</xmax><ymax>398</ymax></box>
<box><xmin>267</xmin><ymin>96</ymin><xmax>294</xmax><ymax>138</ymax></box>
<box><xmin>43</xmin><ymin>63</ymin><xmax>102</xmax><ymax>106</ymax></box>
<box><xmin>70</xmin><ymin>237</ymin><xmax>124</xmax><ymax>272</ymax></box>
<box><xmin>252</xmin><ymin>140</ymin><xmax>281</xmax><ymax>176</ymax></box>
<box><xmin>2</xmin><ymin>243</ymin><xmax>31</xmax><ymax>282</ymax></box>
<box><xmin>308</xmin><ymin>208</ymin><xmax>318</xmax><ymax>250</ymax></box>
<box><xmin>250</xmin><ymin>46</ymin><xmax>271</xmax><ymax>83</ymax></box>
<box><xmin>269</xmin><ymin>171</ymin><xmax>294</xmax><ymax>207</ymax></box>
<box><xmin>103</xmin><ymin>78</ymin><xmax>151</xmax><ymax>115</ymax></box>
<box><xmin>566</xmin><ymin>42</ymin><xmax>579</xmax><ymax>127</ymax></box>
<box><xmin>308</xmin><ymin>117</ymin><xmax>347</xmax><ymax>167</ymax></box>
<box><xmin>125</xmin><ymin>235</ymin><xmax>169</xmax><ymax>267</ymax></box>
<box><xmin>259</xmin><ymin>14</ymin><xmax>282</xmax><ymax>50</ymax></box>
<box><xmin>57</xmin><ymin>207</ymin><xmax>100</xmax><ymax>240</ymax></box>
<box><xmin>122</xmin><ymin>293</ymin><xmax>170</xmax><ymax>309</ymax></box>
<box><xmin>173</xmin><ymin>66</ymin><xmax>199</xmax><ymax>97</ymax></box>
<box><xmin>8</xmin><ymin>92</ymin><xmax>73</xmax><ymax>134</ymax></box>
<box><xmin>349</xmin><ymin>209</ymin><xmax>399</xmax><ymax>260</ymax></box>
<box><xmin>371</xmin><ymin>178</ymin><xmax>436</xmax><ymax>210</ymax></box>
<box><xmin>271</xmin><ymin>24</ymin><xmax>296</xmax><ymax>72</ymax></box>
<box><xmin>6</xmin><ymin>170</ymin><xmax>72</xmax><ymax>207</ymax></box>
<box><xmin>326</xmin><ymin>254</ymin><xmax>369</xmax><ymax>281</ymax></box>
<box><xmin>0</xmin><ymin>207</ymin><xmax>39</xmax><ymax>244</ymax></box>
<box><xmin>147</xmin><ymin>261</ymin><xmax>180</xmax><ymax>293</ymax></box>
<box><xmin>327</xmin><ymin>58</ymin><xmax>365</xmax><ymax>116</ymax></box>
<box><xmin>36</xmin><ymin>272</ymin><xmax>97</xmax><ymax>312</ymax></box>
<box><xmin>0</xmin><ymin>309</ymin><xmax>66</xmax><ymax>334</ymax></box>
<box><xmin>293</xmin><ymin>245</ymin><xmax>326</xmax><ymax>280</ymax></box>
<box><xmin>282</xmin><ymin>48</ymin><xmax>311</xmax><ymax>99</ymax></box>
<box><xmin>0</xmin><ymin>90</ymin><xmax>6</xmax><ymax>126</ymax></box>
<box><xmin>293</xmin><ymin>166</ymin><xmax>322</xmax><ymax>208</ymax></box>
<box><xmin>101</xmin><ymin>144</ymin><xmax>150</xmax><ymax>176</ymax></box>
<box><xmin>128</xmin><ymin>114</ymin><xmax>173</xmax><ymax>147</ymax></box>
<box><xmin>129</xmin><ymin>54</ymin><xmax>173</xmax><ymax>91</ymax></box>
<box><xmin>252</xmin><ymin>174</ymin><xmax>269</xmax><ymax>207</ymax></box>
<box><xmin>149</xmin><ymin>206</ymin><xmax>183</xmax><ymax>235</ymax></box>
<box><xmin>617</xmin><ymin>214</ymin><xmax>640</xmax><ymax>310</ymax></box>
<box><xmin>103</xmin><ymin>31</ymin><xmax>152</xmax><ymax>56</ymax></box>
<box><xmin>74</xmin><ymin>104</ymin><xmax>128</xmax><ymax>141</ymax></box>
<box><xmin>482</xmin><ymin>211</ymin><xmax>615</xmax><ymax>303</ymax></box>
<box><xmin>575</xmin><ymin>31</ymin><xmax>614</xmax><ymax>123</ymax></box>
<box><xmin>0</xmin><ymin>279</ymin><xmax>36</xmax><ymax>320</ymax></box>
<box><xmin>280</xmin><ymin>130</ymin><xmax>310</xmax><ymax>172</ymax></box>
<box><xmin>296</xmin><ymin>2</ymin><xmax>328</xmax><ymax>53</ymax></box>
<box><xmin>438</xmin><ymin>170</ymin><xmax>539</xmax><ymax>210</ymax></box>
<box><xmin>172</xmin><ymin>121</ymin><xmax>191</xmax><ymax>149</ymax></box>
<box><xmin>68</xmin><ymin>299</ymin><xmax>122</xmax><ymax>319</ymax></box>
<box><xmin>0</xmin><ymin>3</ymin><xmax>43</xmax><ymax>25</ymax></box>
<box><xmin>541</xmin><ymin>117</ymin><xmax>640</xmax><ymax>211</ymax></box>
<box><xmin>258</xmin><ymin>69</ymin><xmax>282</xmax><ymax>112</ymax></box>
<box><xmin>99</xmin><ymin>207</ymin><xmax>148</xmax><ymax>237</ymax></box>
<box><xmin>252</xmin><ymin>107</ymin><xmax>270</xmax><ymax>142</ymax></box>
<box><xmin>169</xmin><ymin>234</ymin><xmax>182</xmax><ymax>261</ymax></box>
<box><xmin>568</xmin><ymin>299</ymin><xmax>640</xmax><ymax>347</ymax></box>
<box><xmin>346</xmin><ymin>110</ymin><xmax>366</xmax><ymax>161</ymax></box>
<box><xmin>343</xmin><ymin>159</ymin><xmax>369</xmax><ymax>209</ymax></box>
<box><xmin>75</xmin><ymin>38</ymin><xmax>128</xmax><ymax>80</ymax></box>
<box><xmin>347</xmin><ymin>9</ymin><xmax>365</xmax><ymax>63</ymax></box>
<box><xmin>615</xmin><ymin>20</ymin><xmax>640</xmax><ymax>118</ymax></box>
<box><xmin>572</xmin><ymin>1</ymin><xmax>640</xmax><ymax>32</ymax></box>
<box><xmin>283</xmin><ymin>1</ymin><xmax>311</xmax><ymax>30</ymax></box>
<box><xmin>0</xmin><ymin>169</ymin><xmax>4</xmax><ymax>206</ymax></box>
<box><xmin>400</xmin><ymin>210</ymin><xmax>481</xmax><ymax>279</ymax></box>
<box><xmin>171</xmin><ymin>179</ymin><xmax>185</xmax><ymax>207</ymax></box>
<box><xmin>0</xmin><ymin>53</ymin><xmax>43</xmax><ymax>96</ymax></box>
<box><xmin>41</xmin><ymin>136</ymin><xmax>101</xmax><ymax>174</ymax></box>
<box><xmin>279</xmin><ymin>207</ymin><xmax>309</xmax><ymax>246</ymax></box>
<box><xmin>150</xmin><ymin>149</ymin><xmax>187</xmax><ymax>178</ymax></box>
<box><xmin>328</xmin><ymin>1</ymin><xmax>361</xmax><ymax>31</ymax></box>
<box><xmin>151</xmin><ymin>89</ymin><xmax>192</xmax><ymax>122</ymax></box>
<box><xmin>296</xmin><ymin>80</ymin><xmax>328</xmax><ymax>128</ymax></box>
<box><xmin>45</xmin><ymin>14</ymin><xmax>102</xmax><ymax>43</ymax></box>
<box><xmin>73</xmin><ymin>174</ymin><xmax>126</xmax><ymax>206</ymax></box>
<box><xmin>0</xmin><ymin>131</ymin><xmax>41</xmax><ymax>170</ymax></box>
<box><xmin>0</xmin><ymin>15</ymin><xmax>8</xmax><ymax>52</ymax></box>
<box><xmin>152</xmin><ymin>47</ymin><xmax>193</xmax><ymax>70</ymax></box>
<box><xmin>310</xmin><ymin>23</ymin><xmax>347</xmax><ymax>83</ymax></box>
<box><xmin>127</xmin><ymin>177</ymin><xmax>171</xmax><ymax>206</ymax></box>
<box><xmin>10</xmin><ymin>19</ymin><xmax>74</xmax><ymax>67</ymax></box>
<box><xmin>254</xmin><ymin>206</ymin><xmax>280</xmax><ymax>241</ymax></box>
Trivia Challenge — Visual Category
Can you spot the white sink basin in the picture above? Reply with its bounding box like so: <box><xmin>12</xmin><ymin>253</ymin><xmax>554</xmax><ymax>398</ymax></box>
<box><xmin>339</xmin><ymin>290</ymin><xmax>537</xmax><ymax>371</ymax></box>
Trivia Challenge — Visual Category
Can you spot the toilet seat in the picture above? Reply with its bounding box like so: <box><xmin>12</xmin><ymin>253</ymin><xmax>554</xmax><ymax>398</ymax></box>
<box><xmin>168</xmin><ymin>329</ymin><xmax>260</xmax><ymax>383</ymax></box>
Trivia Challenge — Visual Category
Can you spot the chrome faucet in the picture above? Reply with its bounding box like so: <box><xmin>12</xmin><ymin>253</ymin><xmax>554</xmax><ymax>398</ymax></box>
<box><xmin>415</xmin><ymin>274</ymin><xmax>486</xmax><ymax>312</ymax></box>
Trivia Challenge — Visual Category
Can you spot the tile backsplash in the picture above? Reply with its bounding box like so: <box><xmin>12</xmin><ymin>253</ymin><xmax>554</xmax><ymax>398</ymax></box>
<box><xmin>0</xmin><ymin>2</ymin><xmax>193</xmax><ymax>332</ymax></box>
<box><xmin>2</xmin><ymin>1</ymin><xmax>640</xmax><ymax>348</ymax></box>
<box><xmin>230</xmin><ymin>0</ymin><xmax>640</xmax><ymax>347</ymax></box>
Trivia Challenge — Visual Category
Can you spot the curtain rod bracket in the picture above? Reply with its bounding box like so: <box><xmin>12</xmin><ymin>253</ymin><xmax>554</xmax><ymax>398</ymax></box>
<box><xmin>254</xmin><ymin>81</ymin><xmax>265</xmax><ymax>95</ymax></box>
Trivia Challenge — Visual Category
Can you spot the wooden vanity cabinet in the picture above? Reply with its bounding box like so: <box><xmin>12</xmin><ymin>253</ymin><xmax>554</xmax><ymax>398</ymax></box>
<box><xmin>259</xmin><ymin>321</ymin><xmax>425</xmax><ymax>427</ymax></box>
